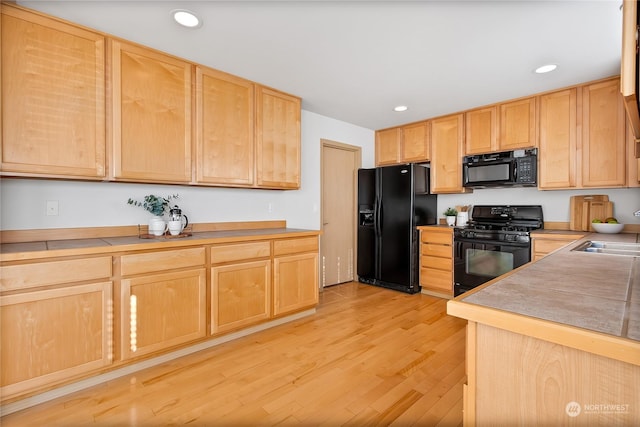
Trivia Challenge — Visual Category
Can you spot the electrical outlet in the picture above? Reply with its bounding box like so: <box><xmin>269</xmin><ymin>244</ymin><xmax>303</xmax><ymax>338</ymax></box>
<box><xmin>268</xmin><ymin>202</ymin><xmax>273</xmax><ymax>213</ymax></box>
<box><xmin>46</xmin><ymin>200</ymin><xmax>59</xmax><ymax>216</ymax></box>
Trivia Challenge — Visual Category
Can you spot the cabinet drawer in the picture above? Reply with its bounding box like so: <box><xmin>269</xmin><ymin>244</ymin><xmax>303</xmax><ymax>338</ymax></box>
<box><xmin>1</xmin><ymin>257</ymin><xmax>112</xmax><ymax>291</ymax></box>
<box><xmin>211</xmin><ymin>242</ymin><xmax>271</xmax><ymax>264</ymax></box>
<box><xmin>273</xmin><ymin>237</ymin><xmax>318</xmax><ymax>256</ymax></box>
<box><xmin>420</xmin><ymin>230</ymin><xmax>452</xmax><ymax>245</ymax></box>
<box><xmin>422</xmin><ymin>243</ymin><xmax>452</xmax><ymax>258</ymax></box>
<box><xmin>420</xmin><ymin>267</ymin><xmax>453</xmax><ymax>292</ymax></box>
<box><xmin>121</xmin><ymin>247</ymin><xmax>205</xmax><ymax>276</ymax></box>
<box><xmin>421</xmin><ymin>255</ymin><xmax>452</xmax><ymax>270</ymax></box>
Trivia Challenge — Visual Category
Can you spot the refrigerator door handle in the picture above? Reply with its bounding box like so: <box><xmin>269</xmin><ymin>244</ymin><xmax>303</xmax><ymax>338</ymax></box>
<box><xmin>374</xmin><ymin>196</ymin><xmax>381</xmax><ymax>236</ymax></box>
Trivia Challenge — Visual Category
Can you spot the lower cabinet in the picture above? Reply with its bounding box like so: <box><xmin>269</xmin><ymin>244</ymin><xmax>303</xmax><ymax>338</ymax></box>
<box><xmin>210</xmin><ymin>242</ymin><xmax>272</xmax><ymax>334</ymax></box>
<box><xmin>121</xmin><ymin>269</ymin><xmax>207</xmax><ymax>360</ymax></box>
<box><xmin>531</xmin><ymin>233</ymin><xmax>584</xmax><ymax>261</ymax></box>
<box><xmin>0</xmin><ymin>233</ymin><xmax>319</xmax><ymax>402</ymax></box>
<box><xmin>273</xmin><ymin>237</ymin><xmax>319</xmax><ymax>316</ymax></box>
<box><xmin>419</xmin><ymin>227</ymin><xmax>454</xmax><ymax>298</ymax></box>
<box><xmin>120</xmin><ymin>248</ymin><xmax>207</xmax><ymax>360</ymax></box>
<box><xmin>0</xmin><ymin>257</ymin><xmax>113</xmax><ymax>401</ymax></box>
<box><xmin>465</xmin><ymin>321</ymin><xmax>640</xmax><ymax>425</ymax></box>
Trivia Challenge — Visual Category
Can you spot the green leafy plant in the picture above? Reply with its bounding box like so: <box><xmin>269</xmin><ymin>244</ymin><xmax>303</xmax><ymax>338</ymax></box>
<box><xmin>127</xmin><ymin>194</ymin><xmax>179</xmax><ymax>216</ymax></box>
<box><xmin>443</xmin><ymin>207</ymin><xmax>458</xmax><ymax>217</ymax></box>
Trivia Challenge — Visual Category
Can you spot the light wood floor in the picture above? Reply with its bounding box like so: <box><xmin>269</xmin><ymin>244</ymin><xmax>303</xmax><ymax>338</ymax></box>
<box><xmin>2</xmin><ymin>282</ymin><xmax>467</xmax><ymax>426</ymax></box>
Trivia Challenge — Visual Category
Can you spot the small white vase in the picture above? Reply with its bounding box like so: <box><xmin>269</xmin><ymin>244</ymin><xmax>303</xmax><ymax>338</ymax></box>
<box><xmin>456</xmin><ymin>212</ymin><xmax>469</xmax><ymax>227</ymax></box>
<box><xmin>446</xmin><ymin>216</ymin><xmax>456</xmax><ymax>226</ymax></box>
<box><xmin>148</xmin><ymin>216</ymin><xmax>167</xmax><ymax>236</ymax></box>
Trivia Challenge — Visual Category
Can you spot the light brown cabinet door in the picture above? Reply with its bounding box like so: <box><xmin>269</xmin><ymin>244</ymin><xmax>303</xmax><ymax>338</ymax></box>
<box><xmin>273</xmin><ymin>252</ymin><xmax>319</xmax><ymax>316</ymax></box>
<box><xmin>1</xmin><ymin>5</ymin><xmax>106</xmax><ymax>179</ymax></box>
<box><xmin>431</xmin><ymin>114</ymin><xmax>465</xmax><ymax>193</ymax></box>
<box><xmin>0</xmin><ymin>282</ymin><xmax>113</xmax><ymax>400</ymax></box>
<box><xmin>581</xmin><ymin>79</ymin><xmax>626</xmax><ymax>187</ymax></box>
<box><xmin>375</xmin><ymin>128</ymin><xmax>400</xmax><ymax>165</ymax></box>
<box><xmin>196</xmin><ymin>67</ymin><xmax>255</xmax><ymax>186</ymax></box>
<box><xmin>211</xmin><ymin>260</ymin><xmax>271</xmax><ymax>334</ymax></box>
<box><xmin>499</xmin><ymin>97</ymin><xmax>537</xmax><ymax>150</ymax></box>
<box><xmin>255</xmin><ymin>86</ymin><xmax>301</xmax><ymax>189</ymax></box>
<box><xmin>111</xmin><ymin>40</ymin><xmax>192</xmax><ymax>183</ymax></box>
<box><xmin>538</xmin><ymin>89</ymin><xmax>577</xmax><ymax>189</ymax></box>
<box><xmin>121</xmin><ymin>269</ymin><xmax>206</xmax><ymax>360</ymax></box>
<box><xmin>401</xmin><ymin>121</ymin><xmax>430</xmax><ymax>162</ymax></box>
<box><xmin>465</xmin><ymin>106</ymin><xmax>497</xmax><ymax>155</ymax></box>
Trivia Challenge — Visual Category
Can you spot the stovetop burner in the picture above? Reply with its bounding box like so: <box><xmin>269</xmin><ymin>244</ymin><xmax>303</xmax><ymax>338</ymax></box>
<box><xmin>455</xmin><ymin>205</ymin><xmax>543</xmax><ymax>243</ymax></box>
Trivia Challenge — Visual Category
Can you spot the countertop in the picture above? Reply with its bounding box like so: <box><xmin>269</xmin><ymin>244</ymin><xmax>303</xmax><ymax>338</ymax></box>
<box><xmin>0</xmin><ymin>228</ymin><xmax>320</xmax><ymax>262</ymax></box>
<box><xmin>447</xmin><ymin>231</ymin><xmax>640</xmax><ymax>365</ymax></box>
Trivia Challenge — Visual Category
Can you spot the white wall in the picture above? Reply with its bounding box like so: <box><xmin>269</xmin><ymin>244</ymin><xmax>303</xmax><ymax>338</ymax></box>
<box><xmin>1</xmin><ymin>109</ymin><xmax>638</xmax><ymax>231</ymax></box>
<box><xmin>0</xmin><ymin>110</ymin><xmax>375</xmax><ymax>231</ymax></box>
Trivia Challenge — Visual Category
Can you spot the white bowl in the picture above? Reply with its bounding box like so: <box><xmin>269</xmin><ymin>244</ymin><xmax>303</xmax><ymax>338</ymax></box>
<box><xmin>591</xmin><ymin>223</ymin><xmax>624</xmax><ymax>234</ymax></box>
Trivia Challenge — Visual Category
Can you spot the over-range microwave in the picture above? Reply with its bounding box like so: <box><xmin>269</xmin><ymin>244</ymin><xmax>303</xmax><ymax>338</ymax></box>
<box><xmin>463</xmin><ymin>148</ymin><xmax>537</xmax><ymax>188</ymax></box>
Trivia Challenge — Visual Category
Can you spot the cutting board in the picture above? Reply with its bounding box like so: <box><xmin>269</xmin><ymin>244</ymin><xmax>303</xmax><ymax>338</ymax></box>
<box><xmin>569</xmin><ymin>195</ymin><xmax>614</xmax><ymax>231</ymax></box>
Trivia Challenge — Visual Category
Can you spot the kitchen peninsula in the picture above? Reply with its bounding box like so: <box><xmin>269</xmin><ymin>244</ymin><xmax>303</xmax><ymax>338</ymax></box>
<box><xmin>447</xmin><ymin>232</ymin><xmax>640</xmax><ymax>425</ymax></box>
<box><xmin>0</xmin><ymin>222</ymin><xmax>320</xmax><ymax>407</ymax></box>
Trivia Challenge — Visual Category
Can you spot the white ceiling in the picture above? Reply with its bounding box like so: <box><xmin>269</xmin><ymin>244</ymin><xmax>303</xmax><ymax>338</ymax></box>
<box><xmin>20</xmin><ymin>0</ymin><xmax>623</xmax><ymax>130</ymax></box>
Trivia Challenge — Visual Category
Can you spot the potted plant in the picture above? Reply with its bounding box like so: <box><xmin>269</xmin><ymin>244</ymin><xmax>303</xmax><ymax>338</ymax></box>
<box><xmin>127</xmin><ymin>194</ymin><xmax>179</xmax><ymax>235</ymax></box>
<box><xmin>443</xmin><ymin>207</ymin><xmax>458</xmax><ymax>226</ymax></box>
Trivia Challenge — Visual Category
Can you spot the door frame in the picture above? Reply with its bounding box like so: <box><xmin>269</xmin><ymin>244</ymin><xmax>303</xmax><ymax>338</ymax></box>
<box><xmin>320</xmin><ymin>139</ymin><xmax>362</xmax><ymax>289</ymax></box>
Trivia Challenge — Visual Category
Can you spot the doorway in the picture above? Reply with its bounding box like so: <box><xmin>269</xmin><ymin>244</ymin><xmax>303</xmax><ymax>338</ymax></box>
<box><xmin>320</xmin><ymin>139</ymin><xmax>361</xmax><ymax>288</ymax></box>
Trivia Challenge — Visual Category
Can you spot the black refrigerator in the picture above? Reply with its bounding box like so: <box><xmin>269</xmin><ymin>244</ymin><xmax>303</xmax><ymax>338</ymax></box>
<box><xmin>357</xmin><ymin>163</ymin><xmax>437</xmax><ymax>294</ymax></box>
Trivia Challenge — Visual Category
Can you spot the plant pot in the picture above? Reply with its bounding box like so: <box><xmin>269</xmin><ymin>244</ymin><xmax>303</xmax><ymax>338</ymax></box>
<box><xmin>446</xmin><ymin>216</ymin><xmax>456</xmax><ymax>226</ymax></box>
<box><xmin>148</xmin><ymin>216</ymin><xmax>167</xmax><ymax>236</ymax></box>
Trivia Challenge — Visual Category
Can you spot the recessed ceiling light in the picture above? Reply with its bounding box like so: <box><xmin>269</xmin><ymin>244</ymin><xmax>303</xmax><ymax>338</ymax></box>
<box><xmin>172</xmin><ymin>9</ymin><xmax>201</xmax><ymax>28</ymax></box>
<box><xmin>394</xmin><ymin>105</ymin><xmax>408</xmax><ymax>112</ymax></box>
<box><xmin>535</xmin><ymin>64</ymin><xmax>557</xmax><ymax>74</ymax></box>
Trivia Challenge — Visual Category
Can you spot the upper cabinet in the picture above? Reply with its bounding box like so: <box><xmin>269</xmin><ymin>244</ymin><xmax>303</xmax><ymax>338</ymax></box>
<box><xmin>621</xmin><ymin>0</ymin><xmax>640</xmax><ymax>148</ymax></box>
<box><xmin>538</xmin><ymin>88</ymin><xmax>577</xmax><ymax>189</ymax></box>
<box><xmin>110</xmin><ymin>40</ymin><xmax>192</xmax><ymax>183</ymax></box>
<box><xmin>255</xmin><ymin>86</ymin><xmax>301</xmax><ymax>189</ymax></box>
<box><xmin>581</xmin><ymin>79</ymin><xmax>626</xmax><ymax>187</ymax></box>
<box><xmin>375</xmin><ymin>121</ymin><xmax>429</xmax><ymax>166</ymax></box>
<box><xmin>195</xmin><ymin>67</ymin><xmax>255</xmax><ymax>186</ymax></box>
<box><xmin>1</xmin><ymin>4</ymin><xmax>106</xmax><ymax>179</ymax></box>
<box><xmin>401</xmin><ymin>121</ymin><xmax>430</xmax><ymax>163</ymax></box>
<box><xmin>499</xmin><ymin>97</ymin><xmax>537</xmax><ymax>150</ymax></box>
<box><xmin>430</xmin><ymin>114</ymin><xmax>466</xmax><ymax>193</ymax></box>
<box><xmin>375</xmin><ymin>128</ymin><xmax>401</xmax><ymax>166</ymax></box>
<box><xmin>1</xmin><ymin>4</ymin><xmax>301</xmax><ymax>190</ymax></box>
<box><xmin>375</xmin><ymin>75</ymin><xmax>634</xmax><ymax>191</ymax></box>
<box><xmin>538</xmin><ymin>78</ymin><xmax>628</xmax><ymax>190</ymax></box>
<box><xmin>464</xmin><ymin>106</ymin><xmax>498</xmax><ymax>155</ymax></box>
<box><xmin>463</xmin><ymin>98</ymin><xmax>536</xmax><ymax>156</ymax></box>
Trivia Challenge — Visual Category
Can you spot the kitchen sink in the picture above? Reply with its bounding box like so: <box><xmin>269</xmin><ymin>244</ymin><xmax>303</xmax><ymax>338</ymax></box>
<box><xmin>572</xmin><ymin>241</ymin><xmax>640</xmax><ymax>257</ymax></box>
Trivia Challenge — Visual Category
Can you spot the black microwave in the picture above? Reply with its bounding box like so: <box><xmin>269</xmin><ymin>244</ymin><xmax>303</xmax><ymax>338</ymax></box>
<box><xmin>463</xmin><ymin>148</ymin><xmax>537</xmax><ymax>188</ymax></box>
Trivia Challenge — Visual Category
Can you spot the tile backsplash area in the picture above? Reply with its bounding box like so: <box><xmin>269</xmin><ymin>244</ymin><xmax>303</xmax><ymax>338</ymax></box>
<box><xmin>437</xmin><ymin>187</ymin><xmax>640</xmax><ymax>224</ymax></box>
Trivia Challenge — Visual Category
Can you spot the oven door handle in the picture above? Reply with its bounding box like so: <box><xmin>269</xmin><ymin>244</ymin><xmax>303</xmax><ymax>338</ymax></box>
<box><xmin>453</xmin><ymin>237</ymin><xmax>530</xmax><ymax>248</ymax></box>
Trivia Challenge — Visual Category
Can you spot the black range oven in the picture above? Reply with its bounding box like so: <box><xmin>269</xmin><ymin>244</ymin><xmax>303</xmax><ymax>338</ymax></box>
<box><xmin>453</xmin><ymin>205</ymin><xmax>543</xmax><ymax>297</ymax></box>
